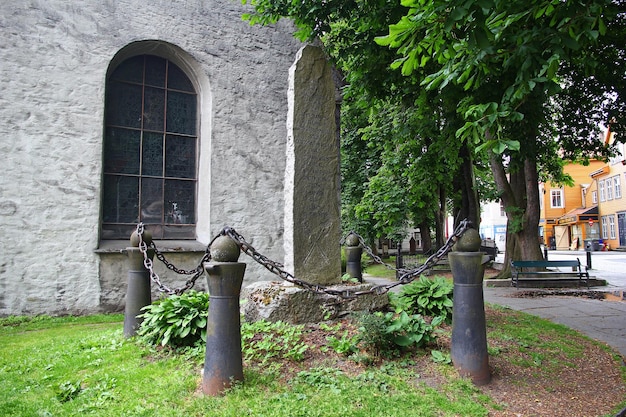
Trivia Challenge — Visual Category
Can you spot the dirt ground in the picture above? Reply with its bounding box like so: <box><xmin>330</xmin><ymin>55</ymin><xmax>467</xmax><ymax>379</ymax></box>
<box><xmin>275</xmin><ymin>306</ymin><xmax>626</xmax><ymax>417</ymax></box>
<box><xmin>263</xmin><ymin>268</ymin><xmax>626</xmax><ymax>417</ymax></box>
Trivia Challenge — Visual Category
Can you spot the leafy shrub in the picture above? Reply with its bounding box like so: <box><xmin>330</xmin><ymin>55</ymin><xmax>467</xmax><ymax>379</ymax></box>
<box><xmin>383</xmin><ymin>311</ymin><xmax>443</xmax><ymax>348</ymax></box>
<box><xmin>294</xmin><ymin>367</ymin><xmax>344</xmax><ymax>392</ymax></box>
<box><xmin>391</xmin><ymin>275</ymin><xmax>453</xmax><ymax>323</ymax></box>
<box><xmin>137</xmin><ymin>290</ymin><xmax>209</xmax><ymax>347</ymax></box>
<box><xmin>341</xmin><ymin>273</ymin><xmax>360</xmax><ymax>284</ymax></box>
<box><xmin>431</xmin><ymin>349</ymin><xmax>452</xmax><ymax>364</ymax></box>
<box><xmin>241</xmin><ymin>320</ymin><xmax>309</xmax><ymax>364</ymax></box>
<box><xmin>356</xmin><ymin>311</ymin><xmax>398</xmax><ymax>358</ymax></box>
<box><xmin>357</xmin><ymin>311</ymin><xmax>443</xmax><ymax>357</ymax></box>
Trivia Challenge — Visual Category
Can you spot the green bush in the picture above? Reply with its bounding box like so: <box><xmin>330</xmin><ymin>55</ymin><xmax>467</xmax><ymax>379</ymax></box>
<box><xmin>359</xmin><ymin>310</ymin><xmax>444</xmax><ymax>358</ymax></box>
<box><xmin>356</xmin><ymin>311</ymin><xmax>397</xmax><ymax>358</ymax></box>
<box><xmin>382</xmin><ymin>311</ymin><xmax>443</xmax><ymax>349</ymax></box>
<box><xmin>390</xmin><ymin>275</ymin><xmax>454</xmax><ymax>323</ymax></box>
<box><xmin>137</xmin><ymin>290</ymin><xmax>209</xmax><ymax>348</ymax></box>
<box><xmin>356</xmin><ymin>310</ymin><xmax>442</xmax><ymax>357</ymax></box>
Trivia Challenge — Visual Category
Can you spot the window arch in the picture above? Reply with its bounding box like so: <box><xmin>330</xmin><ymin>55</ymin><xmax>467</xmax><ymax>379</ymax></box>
<box><xmin>101</xmin><ymin>55</ymin><xmax>198</xmax><ymax>239</ymax></box>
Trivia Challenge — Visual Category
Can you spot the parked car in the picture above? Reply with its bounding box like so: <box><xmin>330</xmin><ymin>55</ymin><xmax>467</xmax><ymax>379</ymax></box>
<box><xmin>480</xmin><ymin>238</ymin><xmax>499</xmax><ymax>262</ymax></box>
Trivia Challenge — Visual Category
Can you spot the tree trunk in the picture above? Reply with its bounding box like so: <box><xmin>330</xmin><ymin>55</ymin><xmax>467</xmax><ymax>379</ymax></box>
<box><xmin>435</xmin><ymin>185</ymin><xmax>447</xmax><ymax>247</ymax></box>
<box><xmin>519</xmin><ymin>157</ymin><xmax>543</xmax><ymax>260</ymax></box>
<box><xmin>454</xmin><ymin>142</ymin><xmax>481</xmax><ymax>228</ymax></box>
<box><xmin>489</xmin><ymin>151</ymin><xmax>543</xmax><ymax>278</ymax></box>
<box><xmin>419</xmin><ymin>219</ymin><xmax>433</xmax><ymax>253</ymax></box>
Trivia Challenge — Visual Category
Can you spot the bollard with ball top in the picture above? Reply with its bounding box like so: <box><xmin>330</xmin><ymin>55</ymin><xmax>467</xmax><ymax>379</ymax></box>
<box><xmin>201</xmin><ymin>235</ymin><xmax>247</xmax><ymax>396</ymax></box>
<box><xmin>124</xmin><ymin>229</ymin><xmax>154</xmax><ymax>338</ymax></box>
<box><xmin>448</xmin><ymin>227</ymin><xmax>491</xmax><ymax>386</ymax></box>
<box><xmin>345</xmin><ymin>232</ymin><xmax>363</xmax><ymax>282</ymax></box>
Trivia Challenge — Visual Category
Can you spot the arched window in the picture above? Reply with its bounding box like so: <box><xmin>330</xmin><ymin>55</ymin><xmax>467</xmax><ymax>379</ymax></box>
<box><xmin>101</xmin><ymin>55</ymin><xmax>197</xmax><ymax>239</ymax></box>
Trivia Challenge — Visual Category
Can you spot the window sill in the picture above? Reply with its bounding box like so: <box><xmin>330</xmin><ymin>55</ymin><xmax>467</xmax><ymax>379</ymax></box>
<box><xmin>95</xmin><ymin>240</ymin><xmax>208</xmax><ymax>254</ymax></box>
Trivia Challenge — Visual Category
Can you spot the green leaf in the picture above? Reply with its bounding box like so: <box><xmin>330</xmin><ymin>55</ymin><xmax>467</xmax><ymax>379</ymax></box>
<box><xmin>393</xmin><ymin>335</ymin><xmax>412</xmax><ymax>347</ymax></box>
<box><xmin>450</xmin><ymin>7</ymin><xmax>467</xmax><ymax>22</ymax></box>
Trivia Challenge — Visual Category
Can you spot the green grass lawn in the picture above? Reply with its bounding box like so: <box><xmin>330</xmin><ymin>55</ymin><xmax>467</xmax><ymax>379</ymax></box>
<box><xmin>362</xmin><ymin>257</ymin><xmax>399</xmax><ymax>279</ymax></box>
<box><xmin>0</xmin><ymin>314</ymin><xmax>491</xmax><ymax>417</ymax></box>
<box><xmin>1</xmin><ymin>310</ymin><xmax>624</xmax><ymax>417</ymax></box>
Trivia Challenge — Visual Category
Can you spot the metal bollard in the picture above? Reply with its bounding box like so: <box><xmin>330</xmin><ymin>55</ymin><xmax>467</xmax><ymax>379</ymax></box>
<box><xmin>202</xmin><ymin>236</ymin><xmax>247</xmax><ymax>396</ymax></box>
<box><xmin>448</xmin><ymin>228</ymin><xmax>491</xmax><ymax>386</ymax></box>
<box><xmin>124</xmin><ymin>229</ymin><xmax>154</xmax><ymax>338</ymax></box>
<box><xmin>345</xmin><ymin>233</ymin><xmax>363</xmax><ymax>282</ymax></box>
<box><xmin>587</xmin><ymin>251</ymin><xmax>592</xmax><ymax>270</ymax></box>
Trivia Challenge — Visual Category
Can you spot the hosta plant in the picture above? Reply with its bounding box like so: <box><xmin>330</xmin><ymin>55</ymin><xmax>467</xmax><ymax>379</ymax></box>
<box><xmin>383</xmin><ymin>311</ymin><xmax>443</xmax><ymax>349</ymax></box>
<box><xmin>391</xmin><ymin>275</ymin><xmax>453</xmax><ymax>323</ymax></box>
<box><xmin>137</xmin><ymin>290</ymin><xmax>209</xmax><ymax>347</ymax></box>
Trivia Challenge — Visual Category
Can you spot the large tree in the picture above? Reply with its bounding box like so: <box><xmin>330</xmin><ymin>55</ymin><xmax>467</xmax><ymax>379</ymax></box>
<box><xmin>376</xmin><ymin>0</ymin><xmax>625</xmax><ymax>269</ymax></box>
<box><xmin>243</xmin><ymin>0</ymin><xmax>625</xmax><ymax>268</ymax></box>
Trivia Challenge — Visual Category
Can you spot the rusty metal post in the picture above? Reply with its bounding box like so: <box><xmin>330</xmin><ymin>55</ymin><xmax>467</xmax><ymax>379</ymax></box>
<box><xmin>448</xmin><ymin>228</ymin><xmax>491</xmax><ymax>386</ymax></box>
<box><xmin>124</xmin><ymin>229</ymin><xmax>154</xmax><ymax>338</ymax></box>
<box><xmin>345</xmin><ymin>233</ymin><xmax>363</xmax><ymax>283</ymax></box>
<box><xmin>202</xmin><ymin>236</ymin><xmax>246</xmax><ymax>396</ymax></box>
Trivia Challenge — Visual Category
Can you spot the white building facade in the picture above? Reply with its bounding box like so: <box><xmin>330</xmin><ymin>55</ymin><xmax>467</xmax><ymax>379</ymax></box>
<box><xmin>0</xmin><ymin>1</ymin><xmax>308</xmax><ymax>316</ymax></box>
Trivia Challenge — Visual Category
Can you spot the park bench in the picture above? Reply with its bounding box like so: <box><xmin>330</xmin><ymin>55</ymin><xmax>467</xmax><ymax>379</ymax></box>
<box><xmin>510</xmin><ymin>259</ymin><xmax>589</xmax><ymax>288</ymax></box>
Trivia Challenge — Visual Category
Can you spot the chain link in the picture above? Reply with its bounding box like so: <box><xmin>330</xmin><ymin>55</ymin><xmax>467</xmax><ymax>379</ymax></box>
<box><xmin>135</xmin><ymin>223</ymin><xmax>214</xmax><ymax>295</ymax></box>
<box><xmin>134</xmin><ymin>219</ymin><xmax>472</xmax><ymax>300</ymax></box>
<box><xmin>349</xmin><ymin>233</ymin><xmax>404</xmax><ymax>273</ymax></box>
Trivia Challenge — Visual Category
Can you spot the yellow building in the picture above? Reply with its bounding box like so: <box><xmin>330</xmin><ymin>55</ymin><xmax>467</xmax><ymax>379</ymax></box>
<box><xmin>540</xmin><ymin>160</ymin><xmax>605</xmax><ymax>250</ymax></box>
<box><xmin>540</xmin><ymin>126</ymin><xmax>626</xmax><ymax>251</ymax></box>
<box><xmin>591</xmin><ymin>127</ymin><xmax>626</xmax><ymax>250</ymax></box>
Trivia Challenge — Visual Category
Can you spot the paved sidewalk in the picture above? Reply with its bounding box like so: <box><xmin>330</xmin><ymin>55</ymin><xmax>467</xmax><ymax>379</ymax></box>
<box><xmin>487</xmin><ymin>250</ymin><xmax>626</xmax><ymax>358</ymax></box>
<box><xmin>483</xmin><ymin>285</ymin><xmax>626</xmax><ymax>359</ymax></box>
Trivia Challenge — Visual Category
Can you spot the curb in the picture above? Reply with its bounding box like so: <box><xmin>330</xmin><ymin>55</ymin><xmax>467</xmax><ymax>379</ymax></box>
<box><xmin>484</xmin><ymin>278</ymin><xmax>607</xmax><ymax>288</ymax></box>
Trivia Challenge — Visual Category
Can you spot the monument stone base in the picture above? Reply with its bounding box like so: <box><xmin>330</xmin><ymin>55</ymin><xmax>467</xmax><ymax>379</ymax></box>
<box><xmin>241</xmin><ymin>281</ymin><xmax>389</xmax><ymax>324</ymax></box>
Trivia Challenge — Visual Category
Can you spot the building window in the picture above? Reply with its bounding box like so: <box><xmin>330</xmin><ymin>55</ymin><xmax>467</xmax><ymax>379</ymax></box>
<box><xmin>614</xmin><ymin>175</ymin><xmax>621</xmax><ymax>199</ymax></box>
<box><xmin>609</xmin><ymin>215</ymin><xmax>616</xmax><ymax>239</ymax></box>
<box><xmin>599</xmin><ymin>179</ymin><xmax>605</xmax><ymax>202</ymax></box>
<box><xmin>607</xmin><ymin>177</ymin><xmax>614</xmax><ymax>200</ymax></box>
<box><xmin>602</xmin><ymin>216</ymin><xmax>609</xmax><ymax>239</ymax></box>
<box><xmin>592</xmin><ymin>190</ymin><xmax>598</xmax><ymax>204</ymax></box>
<box><xmin>550</xmin><ymin>189</ymin><xmax>564</xmax><ymax>208</ymax></box>
<box><xmin>499</xmin><ymin>200</ymin><xmax>506</xmax><ymax>217</ymax></box>
<box><xmin>102</xmin><ymin>55</ymin><xmax>197</xmax><ymax>239</ymax></box>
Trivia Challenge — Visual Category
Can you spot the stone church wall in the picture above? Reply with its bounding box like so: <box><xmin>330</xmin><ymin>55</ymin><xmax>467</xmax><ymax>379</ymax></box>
<box><xmin>0</xmin><ymin>0</ymin><xmax>303</xmax><ymax>315</ymax></box>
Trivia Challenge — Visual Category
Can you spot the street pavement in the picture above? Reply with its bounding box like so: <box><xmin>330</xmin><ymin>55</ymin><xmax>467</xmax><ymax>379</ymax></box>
<box><xmin>485</xmin><ymin>250</ymin><xmax>626</xmax><ymax>358</ymax></box>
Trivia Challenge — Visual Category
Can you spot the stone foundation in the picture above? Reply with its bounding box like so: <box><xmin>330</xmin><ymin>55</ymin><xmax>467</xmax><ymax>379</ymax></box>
<box><xmin>241</xmin><ymin>281</ymin><xmax>389</xmax><ymax>324</ymax></box>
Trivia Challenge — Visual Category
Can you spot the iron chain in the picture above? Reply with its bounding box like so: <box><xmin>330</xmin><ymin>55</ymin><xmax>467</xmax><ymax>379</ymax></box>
<box><xmin>134</xmin><ymin>219</ymin><xmax>472</xmax><ymax>300</ymax></box>
<box><xmin>221</xmin><ymin>219</ymin><xmax>472</xmax><ymax>300</ymax></box>
<box><xmin>136</xmin><ymin>223</ymin><xmax>213</xmax><ymax>295</ymax></box>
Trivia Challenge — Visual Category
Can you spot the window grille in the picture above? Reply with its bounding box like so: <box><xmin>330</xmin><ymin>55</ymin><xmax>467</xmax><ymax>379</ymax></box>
<box><xmin>609</xmin><ymin>215</ymin><xmax>616</xmax><ymax>240</ymax></box>
<box><xmin>550</xmin><ymin>189</ymin><xmax>564</xmax><ymax>208</ymax></box>
<box><xmin>102</xmin><ymin>55</ymin><xmax>197</xmax><ymax>239</ymax></box>
<box><xmin>599</xmin><ymin>179</ymin><xmax>605</xmax><ymax>202</ymax></box>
